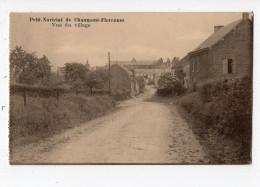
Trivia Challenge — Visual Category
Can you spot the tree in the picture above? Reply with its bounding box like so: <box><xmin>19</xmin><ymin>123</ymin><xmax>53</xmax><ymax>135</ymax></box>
<box><xmin>95</xmin><ymin>68</ymin><xmax>109</xmax><ymax>89</ymax></box>
<box><xmin>158</xmin><ymin>58</ymin><xmax>163</xmax><ymax>64</ymax></box>
<box><xmin>10</xmin><ymin>46</ymin><xmax>38</xmax><ymax>84</ymax></box>
<box><xmin>10</xmin><ymin>46</ymin><xmax>27</xmax><ymax>75</ymax></box>
<box><xmin>10</xmin><ymin>46</ymin><xmax>52</xmax><ymax>85</ymax></box>
<box><xmin>37</xmin><ymin>55</ymin><xmax>51</xmax><ymax>84</ymax></box>
<box><xmin>165</xmin><ymin>58</ymin><xmax>172</xmax><ymax>68</ymax></box>
<box><xmin>172</xmin><ymin>57</ymin><xmax>180</xmax><ymax>67</ymax></box>
<box><xmin>84</xmin><ymin>71</ymin><xmax>103</xmax><ymax>94</ymax></box>
<box><xmin>64</xmin><ymin>62</ymin><xmax>88</xmax><ymax>84</ymax></box>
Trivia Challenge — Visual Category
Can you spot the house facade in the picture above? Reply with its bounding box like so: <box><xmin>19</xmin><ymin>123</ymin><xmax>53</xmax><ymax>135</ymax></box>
<box><xmin>110</xmin><ymin>64</ymin><xmax>138</xmax><ymax>97</ymax></box>
<box><xmin>188</xmin><ymin>12</ymin><xmax>253</xmax><ymax>82</ymax></box>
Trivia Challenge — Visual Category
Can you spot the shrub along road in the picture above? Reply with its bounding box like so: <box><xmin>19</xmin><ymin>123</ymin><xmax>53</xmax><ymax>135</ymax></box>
<box><xmin>11</xmin><ymin>86</ymin><xmax>210</xmax><ymax>164</ymax></box>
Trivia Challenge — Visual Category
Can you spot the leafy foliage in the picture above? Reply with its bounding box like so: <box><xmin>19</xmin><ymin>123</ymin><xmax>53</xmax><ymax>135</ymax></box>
<box><xmin>64</xmin><ymin>62</ymin><xmax>88</xmax><ymax>84</ymax></box>
<box><xmin>157</xmin><ymin>72</ymin><xmax>185</xmax><ymax>96</ymax></box>
<box><xmin>95</xmin><ymin>68</ymin><xmax>109</xmax><ymax>89</ymax></box>
<box><xmin>10</xmin><ymin>46</ymin><xmax>51</xmax><ymax>85</ymax></box>
<box><xmin>37</xmin><ymin>55</ymin><xmax>51</xmax><ymax>83</ymax></box>
<box><xmin>64</xmin><ymin>63</ymin><xmax>110</xmax><ymax>93</ymax></box>
<box><xmin>178</xmin><ymin>76</ymin><xmax>252</xmax><ymax>163</ymax></box>
<box><xmin>84</xmin><ymin>72</ymin><xmax>103</xmax><ymax>93</ymax></box>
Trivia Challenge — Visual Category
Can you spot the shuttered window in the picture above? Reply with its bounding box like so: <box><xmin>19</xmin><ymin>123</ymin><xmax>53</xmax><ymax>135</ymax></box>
<box><xmin>223</xmin><ymin>59</ymin><xmax>235</xmax><ymax>74</ymax></box>
<box><xmin>223</xmin><ymin>59</ymin><xmax>228</xmax><ymax>74</ymax></box>
<box><xmin>228</xmin><ymin>59</ymin><xmax>232</xmax><ymax>74</ymax></box>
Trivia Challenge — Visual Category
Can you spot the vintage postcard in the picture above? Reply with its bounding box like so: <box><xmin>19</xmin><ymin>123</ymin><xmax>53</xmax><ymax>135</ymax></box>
<box><xmin>9</xmin><ymin>12</ymin><xmax>253</xmax><ymax>164</ymax></box>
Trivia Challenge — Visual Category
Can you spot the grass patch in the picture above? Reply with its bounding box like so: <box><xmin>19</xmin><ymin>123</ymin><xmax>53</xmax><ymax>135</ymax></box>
<box><xmin>9</xmin><ymin>94</ymin><xmax>117</xmax><ymax>154</ymax></box>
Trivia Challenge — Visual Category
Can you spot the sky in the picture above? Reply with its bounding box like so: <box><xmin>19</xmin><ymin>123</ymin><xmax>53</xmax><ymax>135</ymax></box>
<box><xmin>10</xmin><ymin>12</ymin><xmax>243</xmax><ymax>69</ymax></box>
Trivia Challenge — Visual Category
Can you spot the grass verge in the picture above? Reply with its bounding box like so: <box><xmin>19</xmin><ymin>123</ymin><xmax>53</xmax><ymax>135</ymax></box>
<box><xmin>9</xmin><ymin>94</ymin><xmax>117</xmax><ymax>155</ymax></box>
<box><xmin>148</xmin><ymin>91</ymin><xmax>251</xmax><ymax>164</ymax></box>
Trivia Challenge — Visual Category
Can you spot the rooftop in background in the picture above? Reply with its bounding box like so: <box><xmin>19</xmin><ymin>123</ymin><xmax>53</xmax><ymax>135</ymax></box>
<box><xmin>111</xmin><ymin>58</ymin><xmax>157</xmax><ymax>66</ymax></box>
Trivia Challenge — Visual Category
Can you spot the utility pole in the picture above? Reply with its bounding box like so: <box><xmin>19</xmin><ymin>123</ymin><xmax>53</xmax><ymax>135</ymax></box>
<box><xmin>108</xmin><ymin>51</ymin><xmax>111</xmax><ymax>96</ymax></box>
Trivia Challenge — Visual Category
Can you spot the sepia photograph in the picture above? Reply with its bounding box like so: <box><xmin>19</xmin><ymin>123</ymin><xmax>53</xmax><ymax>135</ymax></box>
<box><xmin>9</xmin><ymin>12</ymin><xmax>253</xmax><ymax>164</ymax></box>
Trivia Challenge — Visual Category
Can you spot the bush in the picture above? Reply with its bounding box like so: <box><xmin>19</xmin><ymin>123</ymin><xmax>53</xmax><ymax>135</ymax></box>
<box><xmin>201</xmin><ymin>79</ymin><xmax>230</xmax><ymax>103</ymax></box>
<box><xmin>181</xmin><ymin>76</ymin><xmax>252</xmax><ymax>138</ymax></box>
<box><xmin>156</xmin><ymin>72</ymin><xmax>186</xmax><ymax>96</ymax></box>
<box><xmin>218</xmin><ymin>76</ymin><xmax>252</xmax><ymax>140</ymax></box>
<box><xmin>178</xmin><ymin>92</ymin><xmax>201</xmax><ymax>113</ymax></box>
<box><xmin>178</xmin><ymin>75</ymin><xmax>252</xmax><ymax>163</ymax></box>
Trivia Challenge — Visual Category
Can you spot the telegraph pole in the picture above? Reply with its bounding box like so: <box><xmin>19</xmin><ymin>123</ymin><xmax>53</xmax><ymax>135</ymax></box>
<box><xmin>108</xmin><ymin>51</ymin><xmax>111</xmax><ymax>96</ymax></box>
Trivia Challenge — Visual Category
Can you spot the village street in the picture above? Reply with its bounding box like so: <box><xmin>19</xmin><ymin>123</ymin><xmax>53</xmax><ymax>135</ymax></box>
<box><xmin>11</xmin><ymin>86</ymin><xmax>210</xmax><ymax>164</ymax></box>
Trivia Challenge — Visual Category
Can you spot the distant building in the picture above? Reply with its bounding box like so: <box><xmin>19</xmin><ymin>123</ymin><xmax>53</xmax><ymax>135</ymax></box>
<box><xmin>110</xmin><ymin>64</ymin><xmax>139</xmax><ymax>97</ymax></box>
<box><xmin>111</xmin><ymin>58</ymin><xmax>171</xmax><ymax>79</ymax></box>
<box><xmin>187</xmin><ymin>12</ymin><xmax>253</xmax><ymax>82</ymax></box>
<box><xmin>111</xmin><ymin>57</ymin><xmax>157</xmax><ymax>68</ymax></box>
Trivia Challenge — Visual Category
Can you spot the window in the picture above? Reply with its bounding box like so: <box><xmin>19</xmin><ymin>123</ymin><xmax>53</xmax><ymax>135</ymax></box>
<box><xmin>194</xmin><ymin>60</ymin><xmax>197</xmax><ymax>72</ymax></box>
<box><xmin>223</xmin><ymin>59</ymin><xmax>235</xmax><ymax>74</ymax></box>
<box><xmin>228</xmin><ymin>59</ymin><xmax>232</xmax><ymax>74</ymax></box>
<box><xmin>197</xmin><ymin>59</ymin><xmax>200</xmax><ymax>72</ymax></box>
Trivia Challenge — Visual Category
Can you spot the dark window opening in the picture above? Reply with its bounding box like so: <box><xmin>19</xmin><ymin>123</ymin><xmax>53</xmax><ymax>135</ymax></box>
<box><xmin>228</xmin><ymin>59</ymin><xmax>232</xmax><ymax>74</ymax></box>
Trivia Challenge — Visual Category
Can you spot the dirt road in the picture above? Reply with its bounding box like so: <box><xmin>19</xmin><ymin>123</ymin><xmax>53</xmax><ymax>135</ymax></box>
<box><xmin>11</xmin><ymin>86</ymin><xmax>210</xmax><ymax>164</ymax></box>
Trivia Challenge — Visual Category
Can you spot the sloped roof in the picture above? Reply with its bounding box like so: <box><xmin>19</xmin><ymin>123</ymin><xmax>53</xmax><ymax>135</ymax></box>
<box><xmin>191</xmin><ymin>19</ymin><xmax>243</xmax><ymax>53</ymax></box>
<box><xmin>111</xmin><ymin>60</ymin><xmax>157</xmax><ymax>66</ymax></box>
<box><xmin>112</xmin><ymin>63</ymin><xmax>133</xmax><ymax>75</ymax></box>
<box><xmin>110</xmin><ymin>61</ymin><xmax>131</xmax><ymax>66</ymax></box>
<box><xmin>132</xmin><ymin>60</ymin><xmax>158</xmax><ymax>65</ymax></box>
<box><xmin>179</xmin><ymin>55</ymin><xmax>189</xmax><ymax>67</ymax></box>
<box><xmin>95</xmin><ymin>66</ymin><xmax>108</xmax><ymax>71</ymax></box>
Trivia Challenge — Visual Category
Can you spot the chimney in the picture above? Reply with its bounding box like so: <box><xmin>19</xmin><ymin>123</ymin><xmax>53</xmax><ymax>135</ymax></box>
<box><xmin>214</xmin><ymin>25</ymin><xmax>224</xmax><ymax>33</ymax></box>
<box><xmin>242</xmin><ymin>12</ymin><xmax>249</xmax><ymax>20</ymax></box>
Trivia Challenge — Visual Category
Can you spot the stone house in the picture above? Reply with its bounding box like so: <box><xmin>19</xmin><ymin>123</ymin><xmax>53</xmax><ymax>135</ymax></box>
<box><xmin>188</xmin><ymin>12</ymin><xmax>253</xmax><ymax>82</ymax></box>
<box><xmin>110</xmin><ymin>63</ymin><xmax>139</xmax><ymax>97</ymax></box>
<box><xmin>111</xmin><ymin>58</ymin><xmax>171</xmax><ymax>80</ymax></box>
